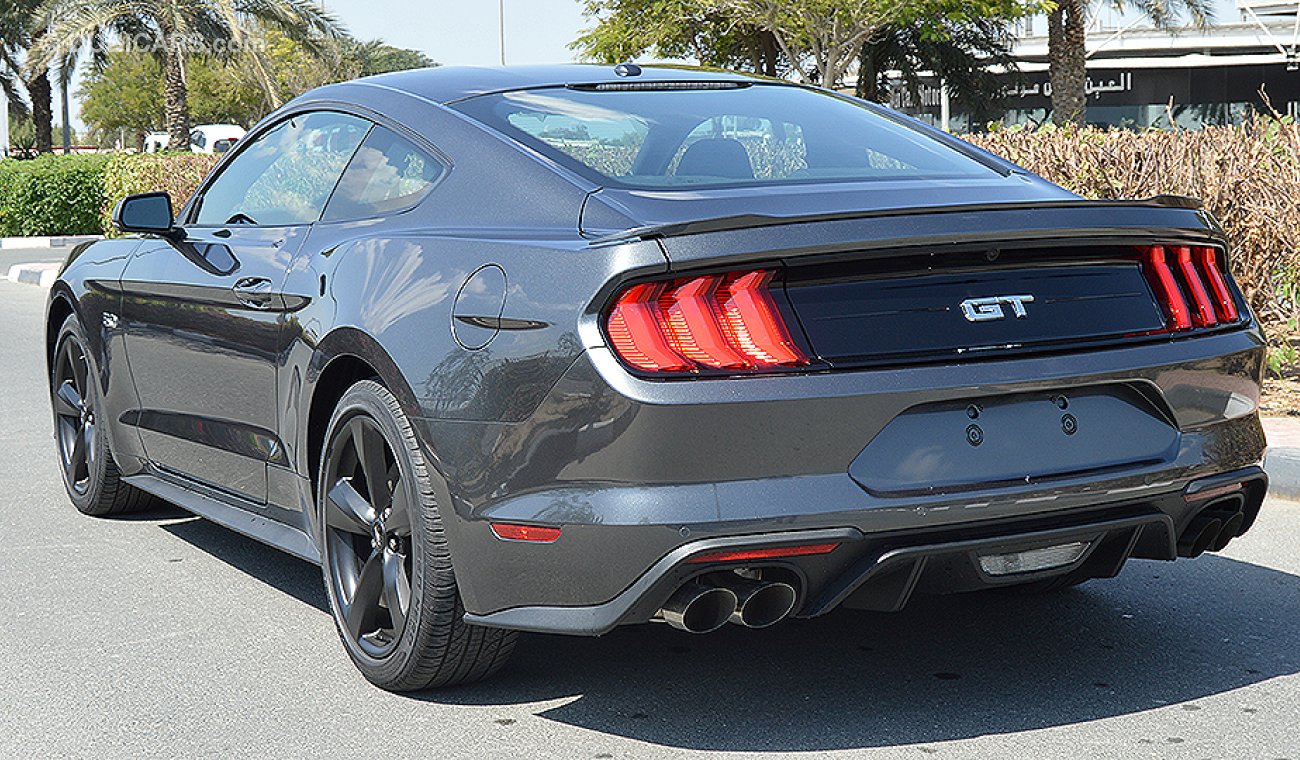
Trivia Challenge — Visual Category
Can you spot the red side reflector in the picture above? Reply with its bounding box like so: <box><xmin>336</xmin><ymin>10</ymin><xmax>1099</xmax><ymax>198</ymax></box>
<box><xmin>1196</xmin><ymin>247</ymin><xmax>1240</xmax><ymax>322</ymax></box>
<box><xmin>1174</xmin><ymin>246</ymin><xmax>1218</xmax><ymax>327</ymax></box>
<box><xmin>1183</xmin><ymin>482</ymin><xmax>1244</xmax><ymax>503</ymax></box>
<box><xmin>1144</xmin><ymin>246</ymin><xmax>1192</xmax><ymax>331</ymax></box>
<box><xmin>490</xmin><ymin>523</ymin><xmax>562</xmax><ymax>543</ymax></box>
<box><xmin>687</xmin><ymin>543</ymin><xmax>839</xmax><ymax>564</ymax></box>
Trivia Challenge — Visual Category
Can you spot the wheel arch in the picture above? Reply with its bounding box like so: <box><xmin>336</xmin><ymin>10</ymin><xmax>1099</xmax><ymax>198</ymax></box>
<box><xmin>45</xmin><ymin>288</ymin><xmax>78</xmax><ymax>376</ymax></box>
<box><xmin>303</xmin><ymin>327</ymin><xmax>427</xmax><ymax>498</ymax></box>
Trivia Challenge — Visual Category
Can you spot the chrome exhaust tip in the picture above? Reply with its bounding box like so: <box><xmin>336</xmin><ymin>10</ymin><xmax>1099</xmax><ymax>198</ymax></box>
<box><xmin>707</xmin><ymin>575</ymin><xmax>798</xmax><ymax>629</ymax></box>
<box><xmin>658</xmin><ymin>583</ymin><xmax>737</xmax><ymax>634</ymax></box>
<box><xmin>1178</xmin><ymin>517</ymin><xmax>1222</xmax><ymax>559</ymax></box>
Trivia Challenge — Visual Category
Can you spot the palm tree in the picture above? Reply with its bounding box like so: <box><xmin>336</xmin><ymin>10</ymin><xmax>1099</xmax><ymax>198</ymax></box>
<box><xmin>1048</xmin><ymin>0</ymin><xmax>1213</xmax><ymax>125</ymax></box>
<box><xmin>29</xmin><ymin>0</ymin><xmax>343</xmax><ymax>150</ymax></box>
<box><xmin>1</xmin><ymin>0</ymin><xmax>56</xmax><ymax>153</ymax></box>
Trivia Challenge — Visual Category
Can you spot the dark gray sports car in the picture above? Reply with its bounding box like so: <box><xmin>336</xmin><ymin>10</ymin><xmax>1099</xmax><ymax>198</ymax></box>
<box><xmin>46</xmin><ymin>64</ymin><xmax>1268</xmax><ymax>691</ymax></box>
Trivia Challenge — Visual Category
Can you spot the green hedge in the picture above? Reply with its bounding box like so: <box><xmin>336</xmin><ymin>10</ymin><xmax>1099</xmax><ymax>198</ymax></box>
<box><xmin>0</xmin><ymin>155</ymin><xmax>113</xmax><ymax>237</ymax></box>
<box><xmin>100</xmin><ymin>153</ymin><xmax>221</xmax><ymax>236</ymax></box>
<box><xmin>0</xmin><ymin>153</ymin><xmax>221</xmax><ymax>238</ymax></box>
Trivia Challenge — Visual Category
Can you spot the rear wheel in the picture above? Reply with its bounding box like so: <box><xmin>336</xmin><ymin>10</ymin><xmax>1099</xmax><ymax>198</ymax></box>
<box><xmin>51</xmin><ymin>315</ymin><xmax>154</xmax><ymax>516</ymax></box>
<box><xmin>318</xmin><ymin>380</ymin><xmax>516</xmax><ymax>691</ymax></box>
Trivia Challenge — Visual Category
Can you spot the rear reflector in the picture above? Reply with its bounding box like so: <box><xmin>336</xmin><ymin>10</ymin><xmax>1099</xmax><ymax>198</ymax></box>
<box><xmin>977</xmin><ymin>542</ymin><xmax>1090</xmax><ymax>577</ymax></box>
<box><xmin>606</xmin><ymin>269</ymin><xmax>809</xmax><ymax>375</ymax></box>
<box><xmin>686</xmin><ymin>543</ymin><xmax>839</xmax><ymax>564</ymax></box>
<box><xmin>1140</xmin><ymin>245</ymin><xmax>1241</xmax><ymax>332</ymax></box>
<box><xmin>490</xmin><ymin>523</ymin><xmax>562</xmax><ymax>543</ymax></box>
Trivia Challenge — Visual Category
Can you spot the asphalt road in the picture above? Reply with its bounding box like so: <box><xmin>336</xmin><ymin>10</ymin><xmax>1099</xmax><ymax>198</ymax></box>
<box><xmin>2</xmin><ymin>275</ymin><xmax>1298</xmax><ymax>760</ymax></box>
<box><xmin>0</xmin><ymin>244</ymin><xmax>68</xmax><ymax>275</ymax></box>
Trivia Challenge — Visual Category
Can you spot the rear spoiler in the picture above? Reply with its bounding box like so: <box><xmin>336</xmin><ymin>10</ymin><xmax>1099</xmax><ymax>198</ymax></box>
<box><xmin>592</xmin><ymin>195</ymin><xmax>1207</xmax><ymax>244</ymax></box>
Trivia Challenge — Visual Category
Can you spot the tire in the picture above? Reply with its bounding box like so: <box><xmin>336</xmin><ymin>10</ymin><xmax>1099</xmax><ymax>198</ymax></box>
<box><xmin>51</xmin><ymin>315</ymin><xmax>155</xmax><ymax>517</ymax></box>
<box><xmin>318</xmin><ymin>380</ymin><xmax>516</xmax><ymax>691</ymax></box>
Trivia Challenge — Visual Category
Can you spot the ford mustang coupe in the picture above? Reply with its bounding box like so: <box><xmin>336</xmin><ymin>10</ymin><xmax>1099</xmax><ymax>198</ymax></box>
<box><xmin>46</xmin><ymin>64</ymin><xmax>1267</xmax><ymax>691</ymax></box>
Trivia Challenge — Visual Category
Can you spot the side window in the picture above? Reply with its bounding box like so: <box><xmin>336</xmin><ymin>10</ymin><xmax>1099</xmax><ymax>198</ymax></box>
<box><xmin>322</xmin><ymin>126</ymin><xmax>444</xmax><ymax>221</ymax></box>
<box><xmin>194</xmin><ymin>111</ymin><xmax>370</xmax><ymax>226</ymax></box>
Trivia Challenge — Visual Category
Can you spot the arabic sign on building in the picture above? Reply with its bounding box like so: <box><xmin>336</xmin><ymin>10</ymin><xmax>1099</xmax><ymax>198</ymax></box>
<box><xmin>890</xmin><ymin>64</ymin><xmax>1300</xmax><ymax>128</ymax></box>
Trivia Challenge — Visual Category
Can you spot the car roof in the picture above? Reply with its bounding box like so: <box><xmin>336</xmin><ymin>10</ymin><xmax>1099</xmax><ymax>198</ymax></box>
<box><xmin>354</xmin><ymin>64</ymin><xmax>773</xmax><ymax>105</ymax></box>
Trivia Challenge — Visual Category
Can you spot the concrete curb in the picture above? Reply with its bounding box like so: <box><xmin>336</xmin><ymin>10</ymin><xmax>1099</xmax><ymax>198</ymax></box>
<box><xmin>1264</xmin><ymin>448</ymin><xmax>1300</xmax><ymax>501</ymax></box>
<box><xmin>0</xmin><ymin>235</ymin><xmax>100</xmax><ymax>250</ymax></box>
<box><xmin>5</xmin><ymin>262</ymin><xmax>60</xmax><ymax>288</ymax></box>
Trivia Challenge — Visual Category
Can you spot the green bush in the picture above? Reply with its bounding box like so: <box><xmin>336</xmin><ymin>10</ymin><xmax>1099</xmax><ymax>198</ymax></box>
<box><xmin>101</xmin><ymin>153</ymin><xmax>221</xmax><ymax>235</ymax></box>
<box><xmin>0</xmin><ymin>155</ymin><xmax>113</xmax><ymax>237</ymax></box>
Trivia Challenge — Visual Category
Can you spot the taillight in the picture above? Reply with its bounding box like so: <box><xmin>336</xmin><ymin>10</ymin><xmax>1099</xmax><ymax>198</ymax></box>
<box><xmin>1140</xmin><ymin>245</ymin><xmax>1241</xmax><ymax>332</ymax></box>
<box><xmin>605</xmin><ymin>269</ymin><xmax>810</xmax><ymax>375</ymax></box>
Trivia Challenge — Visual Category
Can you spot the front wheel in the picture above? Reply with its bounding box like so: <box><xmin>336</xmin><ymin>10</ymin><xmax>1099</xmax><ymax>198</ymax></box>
<box><xmin>318</xmin><ymin>380</ymin><xmax>516</xmax><ymax>691</ymax></box>
<box><xmin>51</xmin><ymin>315</ymin><xmax>154</xmax><ymax>516</ymax></box>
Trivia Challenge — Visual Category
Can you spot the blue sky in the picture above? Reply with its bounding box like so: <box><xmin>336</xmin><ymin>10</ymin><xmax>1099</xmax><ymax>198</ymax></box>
<box><xmin>325</xmin><ymin>0</ymin><xmax>591</xmax><ymax>66</ymax></box>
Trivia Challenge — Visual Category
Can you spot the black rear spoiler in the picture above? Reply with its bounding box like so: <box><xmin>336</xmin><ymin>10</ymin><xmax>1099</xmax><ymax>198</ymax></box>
<box><xmin>592</xmin><ymin>195</ymin><xmax>1206</xmax><ymax>244</ymax></box>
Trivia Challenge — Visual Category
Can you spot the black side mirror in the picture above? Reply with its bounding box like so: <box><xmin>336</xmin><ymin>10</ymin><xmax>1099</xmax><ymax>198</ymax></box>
<box><xmin>113</xmin><ymin>192</ymin><xmax>183</xmax><ymax>240</ymax></box>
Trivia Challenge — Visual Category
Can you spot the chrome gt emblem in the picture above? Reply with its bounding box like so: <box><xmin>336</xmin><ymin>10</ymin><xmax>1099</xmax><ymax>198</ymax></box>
<box><xmin>960</xmin><ymin>294</ymin><xmax>1035</xmax><ymax>322</ymax></box>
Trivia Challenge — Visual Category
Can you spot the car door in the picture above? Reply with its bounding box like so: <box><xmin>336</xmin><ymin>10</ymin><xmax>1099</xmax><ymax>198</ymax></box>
<box><xmin>120</xmin><ymin>110</ymin><xmax>371</xmax><ymax>503</ymax></box>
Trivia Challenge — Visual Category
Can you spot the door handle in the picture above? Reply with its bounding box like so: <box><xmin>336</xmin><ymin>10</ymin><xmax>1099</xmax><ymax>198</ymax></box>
<box><xmin>232</xmin><ymin>277</ymin><xmax>275</xmax><ymax>309</ymax></box>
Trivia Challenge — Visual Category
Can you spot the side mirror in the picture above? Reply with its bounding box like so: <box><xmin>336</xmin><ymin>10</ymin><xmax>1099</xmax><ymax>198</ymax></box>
<box><xmin>113</xmin><ymin>192</ymin><xmax>183</xmax><ymax>240</ymax></box>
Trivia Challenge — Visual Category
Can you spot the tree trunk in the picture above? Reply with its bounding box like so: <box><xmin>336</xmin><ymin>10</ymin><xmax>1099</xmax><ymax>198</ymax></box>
<box><xmin>1047</xmin><ymin>0</ymin><xmax>1087</xmax><ymax>126</ymax></box>
<box><xmin>161</xmin><ymin>30</ymin><xmax>191</xmax><ymax>151</ymax></box>
<box><xmin>759</xmin><ymin>31</ymin><xmax>778</xmax><ymax>77</ymax></box>
<box><xmin>27</xmin><ymin>27</ymin><xmax>53</xmax><ymax>153</ymax></box>
<box><xmin>28</xmin><ymin>72</ymin><xmax>52</xmax><ymax>153</ymax></box>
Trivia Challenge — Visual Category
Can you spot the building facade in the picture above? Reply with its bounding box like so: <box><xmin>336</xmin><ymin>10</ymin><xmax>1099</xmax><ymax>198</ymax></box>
<box><xmin>890</xmin><ymin>2</ymin><xmax>1300</xmax><ymax>132</ymax></box>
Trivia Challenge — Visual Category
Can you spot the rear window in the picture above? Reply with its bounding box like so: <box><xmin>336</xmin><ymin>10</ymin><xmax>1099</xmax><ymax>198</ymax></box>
<box><xmin>452</xmin><ymin>83</ymin><xmax>997</xmax><ymax>189</ymax></box>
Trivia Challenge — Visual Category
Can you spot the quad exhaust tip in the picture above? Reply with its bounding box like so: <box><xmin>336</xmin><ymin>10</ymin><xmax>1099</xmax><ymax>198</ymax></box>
<box><xmin>658</xmin><ymin>575</ymin><xmax>798</xmax><ymax>633</ymax></box>
<box><xmin>725</xmin><ymin>577</ymin><xmax>797</xmax><ymax>629</ymax></box>
<box><xmin>1178</xmin><ymin>493</ymin><xmax>1248</xmax><ymax>558</ymax></box>
<box><xmin>659</xmin><ymin>583</ymin><xmax>737</xmax><ymax>634</ymax></box>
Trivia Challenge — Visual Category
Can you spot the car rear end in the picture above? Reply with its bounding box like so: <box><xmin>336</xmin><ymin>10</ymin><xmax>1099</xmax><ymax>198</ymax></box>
<box><xmin>444</xmin><ymin>76</ymin><xmax>1267</xmax><ymax>636</ymax></box>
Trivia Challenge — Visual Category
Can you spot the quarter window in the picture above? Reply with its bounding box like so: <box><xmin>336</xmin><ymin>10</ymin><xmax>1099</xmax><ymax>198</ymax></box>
<box><xmin>323</xmin><ymin>126</ymin><xmax>444</xmax><ymax>221</ymax></box>
<box><xmin>194</xmin><ymin>111</ymin><xmax>370</xmax><ymax>226</ymax></box>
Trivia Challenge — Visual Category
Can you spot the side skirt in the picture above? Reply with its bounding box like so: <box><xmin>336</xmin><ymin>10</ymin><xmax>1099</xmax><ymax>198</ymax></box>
<box><xmin>123</xmin><ymin>472</ymin><xmax>321</xmax><ymax>564</ymax></box>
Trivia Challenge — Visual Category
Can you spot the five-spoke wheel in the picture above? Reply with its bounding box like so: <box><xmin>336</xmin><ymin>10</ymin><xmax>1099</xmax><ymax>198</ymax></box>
<box><xmin>323</xmin><ymin>416</ymin><xmax>414</xmax><ymax>658</ymax></box>
<box><xmin>53</xmin><ymin>333</ymin><xmax>97</xmax><ymax>496</ymax></box>
<box><xmin>318</xmin><ymin>380</ymin><xmax>516</xmax><ymax>690</ymax></box>
<box><xmin>50</xmin><ymin>315</ymin><xmax>154</xmax><ymax>516</ymax></box>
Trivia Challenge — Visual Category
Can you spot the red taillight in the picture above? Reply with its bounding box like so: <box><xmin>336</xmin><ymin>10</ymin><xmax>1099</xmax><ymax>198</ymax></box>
<box><xmin>1197</xmin><ymin>247</ymin><xmax>1240</xmax><ymax>322</ymax></box>
<box><xmin>687</xmin><ymin>542</ymin><xmax>839</xmax><ymax>564</ymax></box>
<box><xmin>1141</xmin><ymin>245</ymin><xmax>1239</xmax><ymax>332</ymax></box>
<box><xmin>605</xmin><ymin>269</ymin><xmax>810</xmax><ymax>375</ymax></box>
<box><xmin>490</xmin><ymin>523</ymin><xmax>562</xmax><ymax>543</ymax></box>
<box><xmin>1175</xmin><ymin>246</ymin><xmax>1216</xmax><ymax>327</ymax></box>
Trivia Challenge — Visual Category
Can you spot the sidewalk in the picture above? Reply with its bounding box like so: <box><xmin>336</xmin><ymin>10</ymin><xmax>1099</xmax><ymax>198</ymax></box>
<box><xmin>1263</xmin><ymin>416</ymin><xmax>1300</xmax><ymax>500</ymax></box>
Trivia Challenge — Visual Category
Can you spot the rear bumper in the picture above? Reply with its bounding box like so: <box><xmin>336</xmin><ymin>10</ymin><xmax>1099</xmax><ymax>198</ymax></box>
<box><xmin>420</xmin><ymin>326</ymin><xmax>1267</xmax><ymax>630</ymax></box>
<box><xmin>465</xmin><ymin>467</ymin><xmax>1267</xmax><ymax>635</ymax></box>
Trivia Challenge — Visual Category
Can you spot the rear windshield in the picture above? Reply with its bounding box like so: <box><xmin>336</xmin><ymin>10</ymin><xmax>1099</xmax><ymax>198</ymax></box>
<box><xmin>452</xmin><ymin>83</ymin><xmax>999</xmax><ymax>189</ymax></box>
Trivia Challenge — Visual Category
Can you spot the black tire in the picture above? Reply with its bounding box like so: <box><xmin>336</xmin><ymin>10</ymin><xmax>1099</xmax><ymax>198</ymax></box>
<box><xmin>51</xmin><ymin>315</ymin><xmax>155</xmax><ymax>517</ymax></box>
<box><xmin>318</xmin><ymin>380</ymin><xmax>517</xmax><ymax>691</ymax></box>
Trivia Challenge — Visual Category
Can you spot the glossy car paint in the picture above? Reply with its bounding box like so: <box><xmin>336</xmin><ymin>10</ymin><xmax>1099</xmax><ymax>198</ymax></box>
<box><xmin>46</xmin><ymin>65</ymin><xmax>1267</xmax><ymax>637</ymax></box>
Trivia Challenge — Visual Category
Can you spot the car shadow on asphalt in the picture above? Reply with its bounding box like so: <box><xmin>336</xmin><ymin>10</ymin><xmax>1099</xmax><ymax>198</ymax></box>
<box><xmin>159</xmin><ymin>516</ymin><xmax>328</xmax><ymax>613</ymax></box>
<box><xmin>424</xmin><ymin>555</ymin><xmax>1300</xmax><ymax>751</ymax></box>
<box><xmin>152</xmin><ymin>514</ymin><xmax>1299</xmax><ymax>751</ymax></box>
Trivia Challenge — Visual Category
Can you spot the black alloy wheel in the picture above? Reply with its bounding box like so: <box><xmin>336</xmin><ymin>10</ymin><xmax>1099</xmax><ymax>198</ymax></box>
<box><xmin>322</xmin><ymin>414</ymin><xmax>414</xmax><ymax>658</ymax></box>
<box><xmin>53</xmin><ymin>333</ymin><xmax>97</xmax><ymax>496</ymax></box>
<box><xmin>319</xmin><ymin>380</ymin><xmax>516</xmax><ymax>691</ymax></box>
<box><xmin>50</xmin><ymin>315</ymin><xmax>154</xmax><ymax>516</ymax></box>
